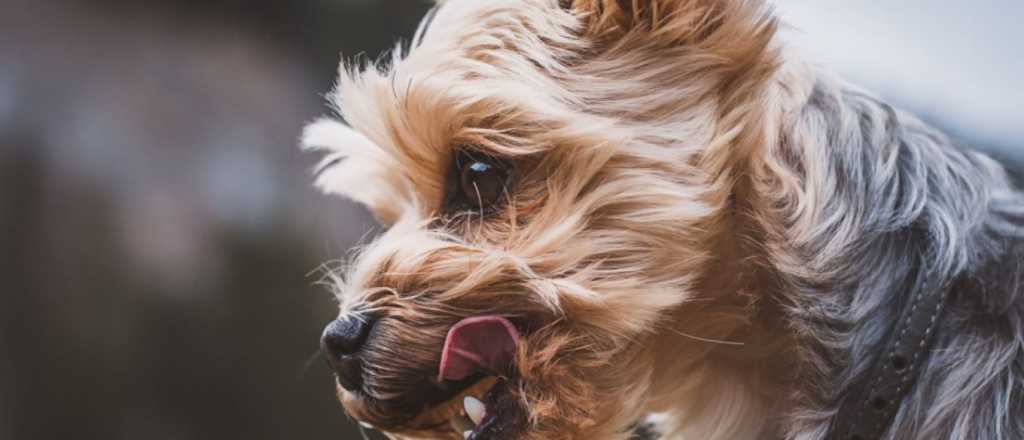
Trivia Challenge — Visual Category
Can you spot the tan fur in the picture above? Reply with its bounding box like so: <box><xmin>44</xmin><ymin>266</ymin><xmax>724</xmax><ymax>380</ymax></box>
<box><xmin>305</xmin><ymin>0</ymin><xmax>809</xmax><ymax>438</ymax></box>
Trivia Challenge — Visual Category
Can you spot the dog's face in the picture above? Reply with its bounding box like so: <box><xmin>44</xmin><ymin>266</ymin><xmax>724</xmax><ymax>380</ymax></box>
<box><xmin>305</xmin><ymin>1</ymin><xmax>778</xmax><ymax>438</ymax></box>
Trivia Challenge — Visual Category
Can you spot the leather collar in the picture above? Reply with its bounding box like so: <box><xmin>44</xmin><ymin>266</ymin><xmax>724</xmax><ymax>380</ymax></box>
<box><xmin>827</xmin><ymin>281</ymin><xmax>953</xmax><ymax>440</ymax></box>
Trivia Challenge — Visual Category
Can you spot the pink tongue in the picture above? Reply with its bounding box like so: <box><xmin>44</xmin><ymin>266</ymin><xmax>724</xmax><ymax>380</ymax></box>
<box><xmin>437</xmin><ymin>316</ymin><xmax>520</xmax><ymax>382</ymax></box>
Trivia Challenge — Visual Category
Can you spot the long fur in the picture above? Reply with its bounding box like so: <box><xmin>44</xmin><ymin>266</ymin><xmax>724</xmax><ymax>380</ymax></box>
<box><xmin>303</xmin><ymin>1</ymin><xmax>1024</xmax><ymax>438</ymax></box>
<box><xmin>767</xmin><ymin>72</ymin><xmax>1024</xmax><ymax>440</ymax></box>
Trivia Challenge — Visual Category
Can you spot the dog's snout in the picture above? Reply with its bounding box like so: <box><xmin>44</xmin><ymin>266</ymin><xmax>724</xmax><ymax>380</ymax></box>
<box><xmin>322</xmin><ymin>314</ymin><xmax>373</xmax><ymax>355</ymax></box>
<box><xmin>321</xmin><ymin>314</ymin><xmax>374</xmax><ymax>391</ymax></box>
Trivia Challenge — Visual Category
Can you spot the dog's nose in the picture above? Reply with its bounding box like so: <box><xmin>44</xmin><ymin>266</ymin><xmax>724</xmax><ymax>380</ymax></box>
<box><xmin>321</xmin><ymin>314</ymin><xmax>374</xmax><ymax>391</ymax></box>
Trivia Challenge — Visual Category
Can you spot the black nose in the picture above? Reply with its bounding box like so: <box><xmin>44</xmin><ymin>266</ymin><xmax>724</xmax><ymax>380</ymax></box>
<box><xmin>321</xmin><ymin>314</ymin><xmax>374</xmax><ymax>391</ymax></box>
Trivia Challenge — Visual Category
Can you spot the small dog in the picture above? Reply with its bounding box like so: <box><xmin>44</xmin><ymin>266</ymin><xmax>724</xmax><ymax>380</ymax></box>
<box><xmin>303</xmin><ymin>1</ymin><xmax>1024</xmax><ymax>439</ymax></box>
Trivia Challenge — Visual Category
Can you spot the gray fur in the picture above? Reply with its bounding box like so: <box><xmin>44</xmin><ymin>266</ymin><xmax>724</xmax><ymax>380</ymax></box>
<box><xmin>783</xmin><ymin>78</ymin><xmax>1024</xmax><ymax>440</ymax></box>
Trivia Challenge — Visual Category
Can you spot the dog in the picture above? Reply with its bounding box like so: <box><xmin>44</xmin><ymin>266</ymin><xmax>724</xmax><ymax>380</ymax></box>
<box><xmin>302</xmin><ymin>1</ymin><xmax>1024</xmax><ymax>439</ymax></box>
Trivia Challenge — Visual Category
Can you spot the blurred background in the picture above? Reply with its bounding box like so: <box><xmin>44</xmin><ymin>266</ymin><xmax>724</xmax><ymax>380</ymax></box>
<box><xmin>0</xmin><ymin>1</ymin><xmax>1020</xmax><ymax>439</ymax></box>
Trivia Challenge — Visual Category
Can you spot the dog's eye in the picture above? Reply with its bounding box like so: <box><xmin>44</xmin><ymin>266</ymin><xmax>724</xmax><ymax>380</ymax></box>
<box><xmin>454</xmin><ymin>151</ymin><xmax>509</xmax><ymax>210</ymax></box>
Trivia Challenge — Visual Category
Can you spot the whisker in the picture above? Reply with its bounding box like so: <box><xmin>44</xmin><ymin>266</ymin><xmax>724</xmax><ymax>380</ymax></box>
<box><xmin>473</xmin><ymin>181</ymin><xmax>485</xmax><ymax>235</ymax></box>
<box><xmin>298</xmin><ymin>349</ymin><xmax>325</xmax><ymax>380</ymax></box>
<box><xmin>667</xmin><ymin>328</ymin><xmax>746</xmax><ymax>347</ymax></box>
<box><xmin>358</xmin><ymin>424</ymin><xmax>374</xmax><ymax>440</ymax></box>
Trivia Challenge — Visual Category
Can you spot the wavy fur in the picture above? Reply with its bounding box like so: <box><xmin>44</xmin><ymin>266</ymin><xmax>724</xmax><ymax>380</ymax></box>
<box><xmin>303</xmin><ymin>1</ymin><xmax>1024</xmax><ymax>438</ymax></box>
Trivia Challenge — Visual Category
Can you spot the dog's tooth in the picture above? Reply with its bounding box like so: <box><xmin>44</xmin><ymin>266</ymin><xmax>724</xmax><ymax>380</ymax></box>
<box><xmin>464</xmin><ymin>396</ymin><xmax>486</xmax><ymax>425</ymax></box>
<box><xmin>463</xmin><ymin>430</ymin><xmax>473</xmax><ymax>439</ymax></box>
<box><xmin>359</xmin><ymin>422</ymin><xmax>373</xmax><ymax>429</ymax></box>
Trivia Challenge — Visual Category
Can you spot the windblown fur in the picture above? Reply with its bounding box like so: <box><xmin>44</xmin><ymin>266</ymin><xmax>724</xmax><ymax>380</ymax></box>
<box><xmin>303</xmin><ymin>1</ymin><xmax>1024</xmax><ymax>439</ymax></box>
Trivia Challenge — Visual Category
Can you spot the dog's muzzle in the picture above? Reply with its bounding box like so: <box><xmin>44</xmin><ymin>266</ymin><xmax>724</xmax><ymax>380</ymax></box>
<box><xmin>320</xmin><ymin>312</ymin><xmax>526</xmax><ymax>439</ymax></box>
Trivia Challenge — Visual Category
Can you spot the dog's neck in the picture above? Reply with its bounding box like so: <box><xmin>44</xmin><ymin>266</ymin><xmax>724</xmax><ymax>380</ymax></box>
<box><xmin>628</xmin><ymin>56</ymin><xmax>808</xmax><ymax>440</ymax></box>
<box><xmin>645</xmin><ymin>222</ymin><xmax>795</xmax><ymax>440</ymax></box>
<box><xmin>733</xmin><ymin>57</ymin><xmax>1020</xmax><ymax>440</ymax></box>
<box><xmin>638</xmin><ymin>122</ymin><xmax>798</xmax><ymax>440</ymax></box>
<box><xmin>639</xmin><ymin>50</ymin><xmax>1023</xmax><ymax>439</ymax></box>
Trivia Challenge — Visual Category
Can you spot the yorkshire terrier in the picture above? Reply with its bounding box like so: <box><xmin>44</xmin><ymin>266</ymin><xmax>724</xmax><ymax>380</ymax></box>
<box><xmin>303</xmin><ymin>1</ymin><xmax>1024</xmax><ymax>439</ymax></box>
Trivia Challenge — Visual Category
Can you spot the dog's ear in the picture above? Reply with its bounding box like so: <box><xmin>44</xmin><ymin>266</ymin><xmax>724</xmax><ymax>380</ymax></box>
<box><xmin>564</xmin><ymin>0</ymin><xmax>776</xmax><ymax>51</ymax></box>
<box><xmin>562</xmin><ymin>0</ymin><xmax>779</xmax><ymax>182</ymax></box>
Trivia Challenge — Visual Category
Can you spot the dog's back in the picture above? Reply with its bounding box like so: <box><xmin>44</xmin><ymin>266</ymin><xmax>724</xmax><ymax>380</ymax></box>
<box><xmin>776</xmin><ymin>72</ymin><xmax>1024</xmax><ymax>440</ymax></box>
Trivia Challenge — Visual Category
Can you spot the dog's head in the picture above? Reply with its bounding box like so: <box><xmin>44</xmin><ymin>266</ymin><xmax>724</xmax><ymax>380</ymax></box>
<box><xmin>304</xmin><ymin>1</ymin><xmax>779</xmax><ymax>438</ymax></box>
